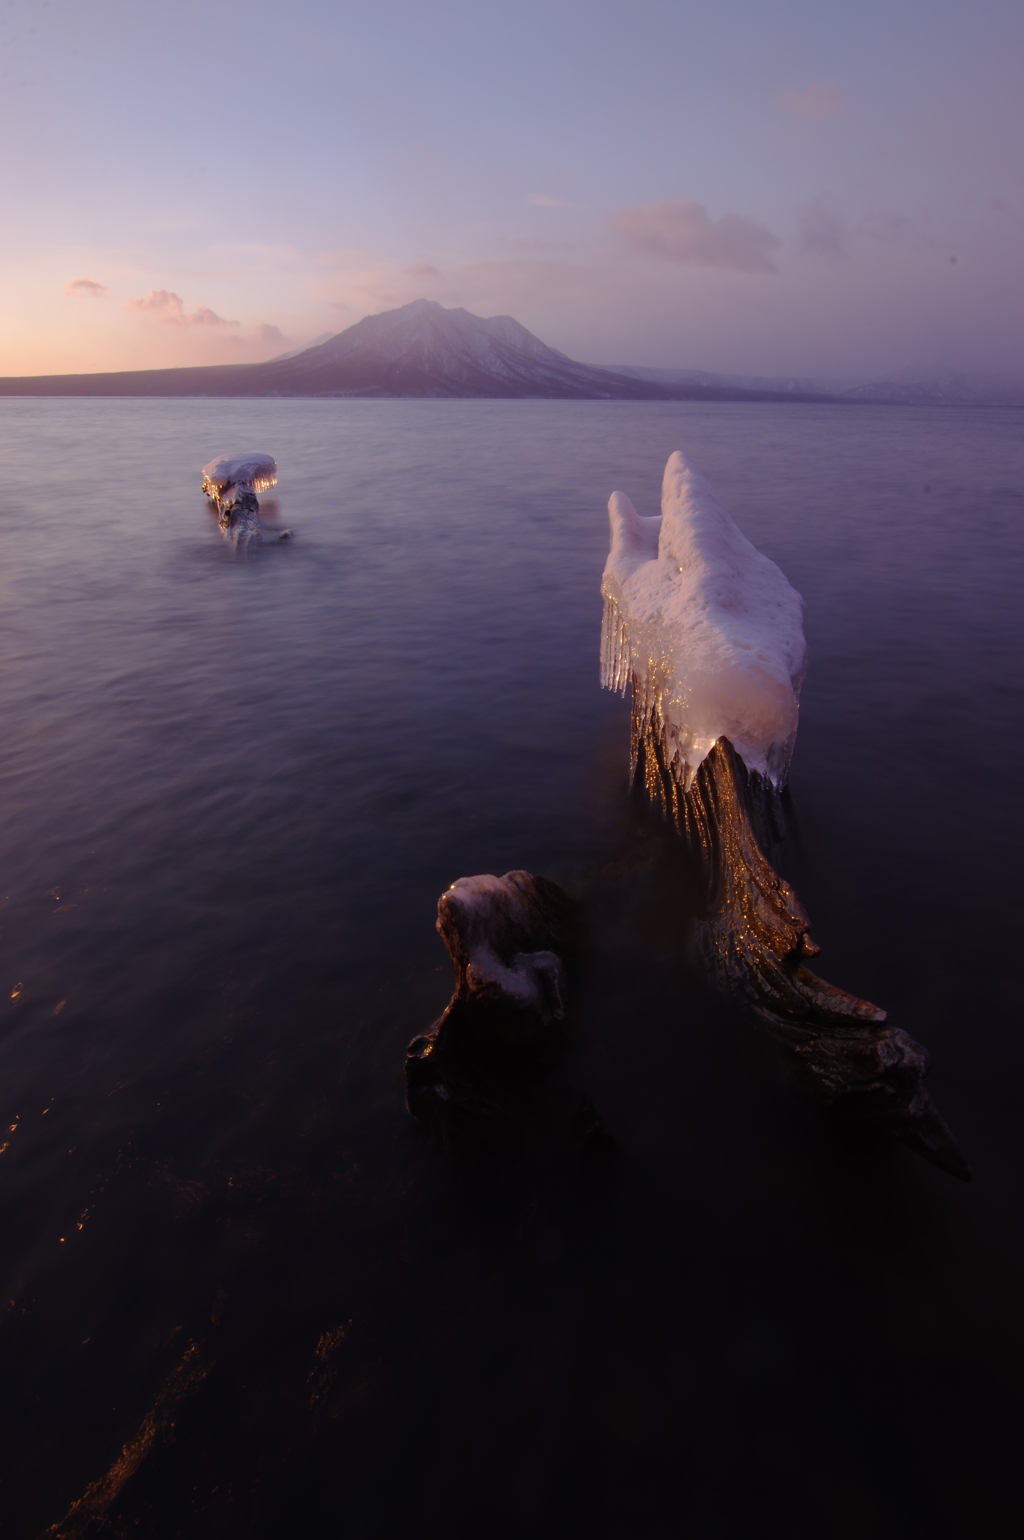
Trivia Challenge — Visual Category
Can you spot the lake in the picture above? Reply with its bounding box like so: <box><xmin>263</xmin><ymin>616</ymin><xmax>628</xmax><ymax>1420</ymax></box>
<box><xmin>1</xmin><ymin>398</ymin><xmax>1022</xmax><ymax>1538</ymax></box>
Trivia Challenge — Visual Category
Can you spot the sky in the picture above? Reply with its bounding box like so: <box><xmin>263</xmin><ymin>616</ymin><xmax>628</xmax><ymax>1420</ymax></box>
<box><xmin>1</xmin><ymin>0</ymin><xmax>1022</xmax><ymax>378</ymax></box>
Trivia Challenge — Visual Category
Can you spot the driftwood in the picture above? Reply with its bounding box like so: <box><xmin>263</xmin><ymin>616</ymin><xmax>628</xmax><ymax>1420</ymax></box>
<box><xmin>405</xmin><ymin>871</ymin><xmax>610</xmax><ymax>1152</ymax></box>
<box><xmin>634</xmin><ymin>713</ymin><xmax>970</xmax><ymax>1180</ymax></box>
<box><xmin>200</xmin><ymin>453</ymin><xmax>290</xmax><ymax>548</ymax></box>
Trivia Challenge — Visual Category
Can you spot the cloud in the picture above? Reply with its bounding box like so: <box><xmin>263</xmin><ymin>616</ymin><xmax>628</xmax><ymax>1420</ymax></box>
<box><xmin>189</xmin><ymin>305</ymin><xmax>233</xmax><ymax>327</ymax></box>
<box><xmin>499</xmin><ymin>238</ymin><xmax>575</xmax><ymax>254</ymax></box>
<box><xmin>124</xmin><ymin>289</ymin><xmax>237</xmax><ymax>326</ymax></box>
<box><xmin>611</xmin><ymin>199</ymin><xmax>780</xmax><ymax>273</ymax></box>
<box><xmin>224</xmin><ymin>323</ymin><xmax>293</xmax><ymax>354</ymax></box>
<box><xmin>778</xmin><ymin>83</ymin><xmax>846</xmax><ymax>119</ymax></box>
<box><xmin>798</xmin><ymin>199</ymin><xmax>850</xmax><ymax>260</ymax></box>
<box><xmin>125</xmin><ymin>288</ymin><xmax>187</xmax><ymax>321</ymax></box>
<box><xmin>252</xmin><ymin>322</ymin><xmax>286</xmax><ymax>346</ymax></box>
<box><xmin>527</xmin><ymin>193</ymin><xmax>573</xmax><ymax>207</ymax></box>
<box><xmin>64</xmin><ymin>277</ymin><xmax>109</xmax><ymax>299</ymax></box>
<box><xmin>403</xmin><ymin>262</ymin><xmax>439</xmax><ymax>277</ymax></box>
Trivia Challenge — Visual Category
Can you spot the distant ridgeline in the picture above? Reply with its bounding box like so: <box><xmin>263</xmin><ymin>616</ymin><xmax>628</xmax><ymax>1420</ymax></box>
<box><xmin>4</xmin><ymin>299</ymin><xmax>1018</xmax><ymax>402</ymax></box>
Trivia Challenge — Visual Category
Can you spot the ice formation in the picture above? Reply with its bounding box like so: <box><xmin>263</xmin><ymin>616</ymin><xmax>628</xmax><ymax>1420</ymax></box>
<box><xmin>601</xmin><ymin>452</ymin><xmax>969</xmax><ymax>1179</ymax></box>
<box><xmin>201</xmin><ymin>452</ymin><xmax>286</xmax><ymax>547</ymax></box>
<box><xmin>435</xmin><ymin>874</ymin><xmax>568</xmax><ymax>1024</ymax></box>
<box><xmin>405</xmin><ymin>872</ymin><xmax>609</xmax><ymax>1150</ymax></box>
<box><xmin>601</xmin><ymin>450</ymin><xmax>806</xmax><ymax>789</ymax></box>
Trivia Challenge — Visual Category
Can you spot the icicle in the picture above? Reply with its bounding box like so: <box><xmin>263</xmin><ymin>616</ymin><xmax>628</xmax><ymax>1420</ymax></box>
<box><xmin>201</xmin><ymin>452</ymin><xmax>289</xmax><ymax>548</ymax></box>
<box><xmin>600</xmin><ymin>453</ymin><xmax>804</xmax><ymax>790</ymax></box>
<box><xmin>600</xmin><ymin>594</ymin><xmax>631</xmax><ymax>695</ymax></box>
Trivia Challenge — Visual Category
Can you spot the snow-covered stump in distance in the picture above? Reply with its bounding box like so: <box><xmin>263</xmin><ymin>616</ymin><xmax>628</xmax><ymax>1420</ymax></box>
<box><xmin>405</xmin><ymin>871</ymin><xmax>611</xmax><ymax>1152</ymax></box>
<box><xmin>201</xmin><ymin>452</ymin><xmax>289</xmax><ymax>548</ymax></box>
<box><xmin>601</xmin><ymin>451</ymin><xmax>968</xmax><ymax>1180</ymax></box>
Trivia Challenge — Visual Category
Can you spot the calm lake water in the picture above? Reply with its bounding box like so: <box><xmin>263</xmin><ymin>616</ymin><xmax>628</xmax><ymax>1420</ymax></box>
<box><xmin>1</xmin><ymin>399</ymin><xmax>1022</xmax><ymax>1538</ymax></box>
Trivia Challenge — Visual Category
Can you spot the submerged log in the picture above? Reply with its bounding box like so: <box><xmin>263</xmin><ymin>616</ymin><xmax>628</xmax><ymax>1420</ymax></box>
<box><xmin>636</xmin><ymin>720</ymin><xmax>970</xmax><ymax>1180</ymax></box>
<box><xmin>405</xmin><ymin>871</ymin><xmax>610</xmax><ymax>1152</ymax></box>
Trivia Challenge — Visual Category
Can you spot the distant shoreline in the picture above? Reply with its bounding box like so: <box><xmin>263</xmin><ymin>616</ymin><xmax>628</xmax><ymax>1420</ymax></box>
<box><xmin>3</xmin><ymin>298</ymin><xmax>1021</xmax><ymax>406</ymax></box>
<box><xmin>1</xmin><ymin>383</ymin><xmax>1018</xmax><ymax>407</ymax></box>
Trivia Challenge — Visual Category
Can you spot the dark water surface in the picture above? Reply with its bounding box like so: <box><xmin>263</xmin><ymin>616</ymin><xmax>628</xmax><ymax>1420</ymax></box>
<box><xmin>1</xmin><ymin>400</ymin><xmax>1022</xmax><ymax>1538</ymax></box>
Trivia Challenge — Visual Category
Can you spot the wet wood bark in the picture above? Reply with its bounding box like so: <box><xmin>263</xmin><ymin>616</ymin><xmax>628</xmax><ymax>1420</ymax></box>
<box><xmin>405</xmin><ymin>871</ymin><xmax>610</xmax><ymax>1153</ymax></box>
<box><xmin>634</xmin><ymin>707</ymin><xmax>969</xmax><ymax>1180</ymax></box>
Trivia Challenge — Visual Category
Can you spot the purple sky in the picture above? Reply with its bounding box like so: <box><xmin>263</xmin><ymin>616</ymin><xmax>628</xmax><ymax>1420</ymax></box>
<box><xmin>2</xmin><ymin>0</ymin><xmax>1022</xmax><ymax>377</ymax></box>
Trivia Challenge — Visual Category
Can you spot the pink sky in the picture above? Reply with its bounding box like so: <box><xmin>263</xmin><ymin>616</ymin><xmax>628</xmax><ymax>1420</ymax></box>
<box><xmin>1</xmin><ymin>0</ymin><xmax>1021</xmax><ymax>379</ymax></box>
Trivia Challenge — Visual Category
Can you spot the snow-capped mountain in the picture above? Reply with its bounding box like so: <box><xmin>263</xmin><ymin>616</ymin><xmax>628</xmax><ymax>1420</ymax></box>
<box><xmin>246</xmin><ymin>299</ymin><xmax>676</xmax><ymax>399</ymax></box>
<box><xmin>0</xmin><ymin>300</ymin><xmax>680</xmax><ymax>399</ymax></box>
<box><xmin>2</xmin><ymin>299</ymin><xmax>1019</xmax><ymax>403</ymax></box>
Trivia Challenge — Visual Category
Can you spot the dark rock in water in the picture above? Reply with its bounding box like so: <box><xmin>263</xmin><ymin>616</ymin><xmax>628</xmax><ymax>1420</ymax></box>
<box><xmin>405</xmin><ymin>870</ymin><xmax>612</xmax><ymax>1154</ymax></box>
<box><xmin>635</xmin><ymin>724</ymin><xmax>970</xmax><ymax>1181</ymax></box>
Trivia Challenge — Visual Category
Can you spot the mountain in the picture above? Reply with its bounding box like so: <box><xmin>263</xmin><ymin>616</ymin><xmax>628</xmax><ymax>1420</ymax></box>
<box><xmin>267</xmin><ymin>331</ymin><xmax>337</xmax><ymax>361</ymax></box>
<box><xmin>613</xmin><ymin>362</ymin><xmax>1024</xmax><ymax>408</ymax></box>
<box><xmin>242</xmin><ymin>300</ymin><xmax>679</xmax><ymax>399</ymax></box>
<box><xmin>0</xmin><ymin>300</ymin><xmax>832</xmax><ymax>401</ymax></box>
<box><xmin>611</xmin><ymin>364</ymin><xmax>857</xmax><ymax>396</ymax></box>
<box><xmin>5</xmin><ymin>299</ymin><xmax>1015</xmax><ymax>402</ymax></box>
<box><xmin>840</xmin><ymin>367</ymin><xmax>1024</xmax><ymax>407</ymax></box>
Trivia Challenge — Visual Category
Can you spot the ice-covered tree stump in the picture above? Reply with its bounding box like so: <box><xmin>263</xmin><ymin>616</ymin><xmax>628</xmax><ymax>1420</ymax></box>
<box><xmin>602</xmin><ymin>451</ymin><xmax>968</xmax><ymax>1179</ymax></box>
<box><xmin>201</xmin><ymin>452</ymin><xmax>288</xmax><ymax>547</ymax></box>
<box><xmin>405</xmin><ymin>871</ymin><xmax>610</xmax><ymax>1151</ymax></box>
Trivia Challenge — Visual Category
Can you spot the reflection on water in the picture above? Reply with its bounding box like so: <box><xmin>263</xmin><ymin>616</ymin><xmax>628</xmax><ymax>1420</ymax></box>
<box><xmin>0</xmin><ymin>399</ymin><xmax>1022</xmax><ymax>1537</ymax></box>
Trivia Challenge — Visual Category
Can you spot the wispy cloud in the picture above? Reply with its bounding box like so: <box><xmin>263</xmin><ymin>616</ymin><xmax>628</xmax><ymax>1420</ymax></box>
<box><xmin>189</xmin><ymin>305</ymin><xmax>233</xmax><ymax>327</ymax></box>
<box><xmin>403</xmin><ymin>262</ymin><xmax>439</xmax><ymax>277</ymax></box>
<box><xmin>63</xmin><ymin>277</ymin><xmax>109</xmax><ymax>299</ymax></box>
<box><xmin>252</xmin><ymin>322</ymin><xmax>286</xmax><ymax>346</ymax></box>
<box><xmin>862</xmin><ymin>207</ymin><xmax>942</xmax><ymax>255</ymax></box>
<box><xmin>527</xmin><ymin>193</ymin><xmax>573</xmax><ymax>207</ymax></box>
<box><xmin>798</xmin><ymin>198</ymin><xmax>850</xmax><ymax>259</ymax></box>
<box><xmin>611</xmin><ymin>199</ymin><xmax>780</xmax><ymax>273</ymax></box>
<box><xmin>124</xmin><ymin>289</ymin><xmax>237</xmax><ymax>326</ymax></box>
<box><xmin>224</xmin><ymin>322</ymin><xmax>291</xmax><ymax>353</ymax></box>
<box><xmin>499</xmin><ymin>238</ymin><xmax>575</xmax><ymax>254</ymax></box>
<box><xmin>125</xmin><ymin>288</ymin><xmax>185</xmax><ymax>320</ymax></box>
<box><xmin>778</xmin><ymin>83</ymin><xmax>846</xmax><ymax>119</ymax></box>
